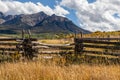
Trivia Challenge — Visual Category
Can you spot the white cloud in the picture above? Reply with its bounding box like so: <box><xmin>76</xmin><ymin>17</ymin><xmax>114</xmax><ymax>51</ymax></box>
<box><xmin>0</xmin><ymin>0</ymin><xmax>69</xmax><ymax>17</ymax></box>
<box><xmin>60</xmin><ymin>0</ymin><xmax>120</xmax><ymax>32</ymax></box>
<box><xmin>54</xmin><ymin>5</ymin><xmax>69</xmax><ymax>17</ymax></box>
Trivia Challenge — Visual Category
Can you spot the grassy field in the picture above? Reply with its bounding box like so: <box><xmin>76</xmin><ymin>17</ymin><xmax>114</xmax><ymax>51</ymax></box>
<box><xmin>0</xmin><ymin>61</ymin><xmax>120</xmax><ymax>80</ymax></box>
<box><xmin>0</xmin><ymin>32</ymin><xmax>120</xmax><ymax>80</ymax></box>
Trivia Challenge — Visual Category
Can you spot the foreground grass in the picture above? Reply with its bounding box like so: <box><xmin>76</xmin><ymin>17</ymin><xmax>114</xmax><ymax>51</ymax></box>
<box><xmin>0</xmin><ymin>61</ymin><xmax>120</xmax><ymax>80</ymax></box>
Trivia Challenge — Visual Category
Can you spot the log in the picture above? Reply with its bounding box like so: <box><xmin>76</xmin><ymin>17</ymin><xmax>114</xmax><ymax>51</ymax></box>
<box><xmin>0</xmin><ymin>42</ymin><xmax>18</xmax><ymax>45</ymax></box>
<box><xmin>83</xmin><ymin>50</ymin><xmax>120</xmax><ymax>56</ymax></box>
<box><xmin>83</xmin><ymin>44</ymin><xmax>120</xmax><ymax>50</ymax></box>
<box><xmin>0</xmin><ymin>38</ymin><xmax>37</xmax><ymax>41</ymax></box>
<box><xmin>76</xmin><ymin>38</ymin><xmax>120</xmax><ymax>40</ymax></box>
<box><xmin>77</xmin><ymin>39</ymin><xmax>120</xmax><ymax>45</ymax></box>
<box><xmin>0</xmin><ymin>48</ymin><xmax>22</xmax><ymax>51</ymax></box>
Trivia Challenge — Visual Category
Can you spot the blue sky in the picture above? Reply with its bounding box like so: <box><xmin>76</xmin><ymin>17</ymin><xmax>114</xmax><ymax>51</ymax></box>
<box><xmin>18</xmin><ymin>0</ymin><xmax>96</xmax><ymax>26</ymax></box>
<box><xmin>19</xmin><ymin>0</ymin><xmax>57</xmax><ymax>8</ymax></box>
<box><xmin>0</xmin><ymin>0</ymin><xmax>120</xmax><ymax>31</ymax></box>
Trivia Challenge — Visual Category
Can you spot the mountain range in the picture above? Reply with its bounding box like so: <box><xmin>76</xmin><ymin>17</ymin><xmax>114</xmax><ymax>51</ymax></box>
<box><xmin>0</xmin><ymin>12</ymin><xmax>90</xmax><ymax>34</ymax></box>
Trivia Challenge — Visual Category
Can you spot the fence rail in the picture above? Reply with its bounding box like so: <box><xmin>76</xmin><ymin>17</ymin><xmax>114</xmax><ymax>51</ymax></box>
<box><xmin>83</xmin><ymin>50</ymin><xmax>120</xmax><ymax>56</ymax></box>
<box><xmin>0</xmin><ymin>38</ymin><xmax>37</xmax><ymax>41</ymax></box>
<box><xmin>83</xmin><ymin>44</ymin><xmax>120</xmax><ymax>50</ymax></box>
<box><xmin>74</xmin><ymin>38</ymin><xmax>120</xmax><ymax>57</ymax></box>
<box><xmin>75</xmin><ymin>39</ymin><xmax>120</xmax><ymax>45</ymax></box>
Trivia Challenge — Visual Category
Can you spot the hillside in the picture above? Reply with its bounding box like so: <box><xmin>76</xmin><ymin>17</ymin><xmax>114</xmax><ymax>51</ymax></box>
<box><xmin>0</xmin><ymin>12</ymin><xmax>90</xmax><ymax>34</ymax></box>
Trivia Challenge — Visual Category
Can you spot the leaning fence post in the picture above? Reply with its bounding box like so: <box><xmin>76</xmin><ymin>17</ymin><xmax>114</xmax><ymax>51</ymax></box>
<box><xmin>28</xmin><ymin>29</ymin><xmax>31</xmax><ymax>39</ymax></box>
<box><xmin>107</xmin><ymin>35</ymin><xmax>110</xmax><ymax>41</ymax></box>
<box><xmin>74</xmin><ymin>38</ymin><xmax>77</xmax><ymax>54</ymax></box>
<box><xmin>22</xmin><ymin>29</ymin><xmax>25</xmax><ymax>39</ymax></box>
<box><xmin>80</xmin><ymin>31</ymin><xmax>83</xmax><ymax>38</ymax></box>
<box><xmin>75</xmin><ymin>31</ymin><xmax>77</xmax><ymax>39</ymax></box>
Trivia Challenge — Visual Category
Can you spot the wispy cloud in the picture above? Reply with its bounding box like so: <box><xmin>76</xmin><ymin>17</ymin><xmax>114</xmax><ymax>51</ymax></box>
<box><xmin>0</xmin><ymin>0</ymin><xmax>69</xmax><ymax>17</ymax></box>
<box><xmin>60</xmin><ymin>0</ymin><xmax>120</xmax><ymax>31</ymax></box>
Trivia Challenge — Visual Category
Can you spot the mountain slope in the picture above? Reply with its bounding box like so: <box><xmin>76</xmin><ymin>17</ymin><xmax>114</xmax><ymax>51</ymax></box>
<box><xmin>0</xmin><ymin>12</ymin><xmax>90</xmax><ymax>34</ymax></box>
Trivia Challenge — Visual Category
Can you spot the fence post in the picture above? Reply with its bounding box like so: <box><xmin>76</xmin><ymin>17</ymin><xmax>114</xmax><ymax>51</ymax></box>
<box><xmin>22</xmin><ymin>38</ymin><xmax>38</xmax><ymax>60</ymax></box>
<box><xmin>74</xmin><ymin>31</ymin><xmax>77</xmax><ymax>39</ymax></box>
<box><xmin>28</xmin><ymin>29</ymin><xmax>31</xmax><ymax>39</ymax></box>
<box><xmin>22</xmin><ymin>29</ymin><xmax>25</xmax><ymax>39</ymax></box>
<box><xmin>74</xmin><ymin>31</ymin><xmax>83</xmax><ymax>54</ymax></box>
<box><xmin>107</xmin><ymin>35</ymin><xmax>110</xmax><ymax>41</ymax></box>
<box><xmin>21</xmin><ymin>30</ymin><xmax>38</xmax><ymax>60</ymax></box>
<box><xmin>80</xmin><ymin>31</ymin><xmax>83</xmax><ymax>38</ymax></box>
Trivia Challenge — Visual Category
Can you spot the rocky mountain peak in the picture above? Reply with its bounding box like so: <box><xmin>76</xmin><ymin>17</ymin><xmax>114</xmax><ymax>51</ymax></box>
<box><xmin>0</xmin><ymin>11</ymin><xmax>90</xmax><ymax>34</ymax></box>
<box><xmin>0</xmin><ymin>12</ymin><xmax>5</xmax><ymax>18</ymax></box>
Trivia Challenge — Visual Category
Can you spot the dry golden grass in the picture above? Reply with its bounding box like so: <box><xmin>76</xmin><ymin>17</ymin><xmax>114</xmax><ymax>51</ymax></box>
<box><xmin>0</xmin><ymin>61</ymin><xmax>120</xmax><ymax>80</ymax></box>
<box><xmin>39</xmin><ymin>39</ymin><xmax>73</xmax><ymax>44</ymax></box>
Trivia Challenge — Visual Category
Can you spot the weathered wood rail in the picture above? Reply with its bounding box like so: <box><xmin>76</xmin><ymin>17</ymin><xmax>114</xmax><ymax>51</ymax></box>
<box><xmin>34</xmin><ymin>43</ymin><xmax>74</xmax><ymax>54</ymax></box>
<box><xmin>74</xmin><ymin>38</ymin><xmax>120</xmax><ymax>56</ymax></box>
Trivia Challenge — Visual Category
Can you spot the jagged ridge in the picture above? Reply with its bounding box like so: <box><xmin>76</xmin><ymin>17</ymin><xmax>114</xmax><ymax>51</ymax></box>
<box><xmin>0</xmin><ymin>12</ymin><xmax>90</xmax><ymax>34</ymax></box>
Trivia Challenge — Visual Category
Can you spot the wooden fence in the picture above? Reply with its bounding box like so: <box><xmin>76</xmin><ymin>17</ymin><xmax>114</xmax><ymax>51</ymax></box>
<box><xmin>0</xmin><ymin>38</ymin><xmax>39</xmax><ymax>59</ymax></box>
<box><xmin>32</xmin><ymin>37</ymin><xmax>120</xmax><ymax>57</ymax></box>
<box><xmin>0</xmin><ymin>37</ymin><xmax>74</xmax><ymax>59</ymax></box>
<box><xmin>33</xmin><ymin>42</ymin><xmax>73</xmax><ymax>54</ymax></box>
<box><xmin>74</xmin><ymin>38</ymin><xmax>120</xmax><ymax>57</ymax></box>
<box><xmin>0</xmin><ymin>31</ymin><xmax>120</xmax><ymax>60</ymax></box>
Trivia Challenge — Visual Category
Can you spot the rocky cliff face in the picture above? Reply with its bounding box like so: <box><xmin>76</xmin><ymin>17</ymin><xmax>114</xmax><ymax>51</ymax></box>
<box><xmin>0</xmin><ymin>12</ymin><xmax>90</xmax><ymax>34</ymax></box>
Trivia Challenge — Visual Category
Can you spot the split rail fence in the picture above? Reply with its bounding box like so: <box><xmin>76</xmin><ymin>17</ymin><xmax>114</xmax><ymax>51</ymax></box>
<box><xmin>0</xmin><ymin>38</ymin><xmax>38</xmax><ymax>59</ymax></box>
<box><xmin>0</xmin><ymin>37</ymin><xmax>120</xmax><ymax>59</ymax></box>
<box><xmin>74</xmin><ymin>38</ymin><xmax>120</xmax><ymax>57</ymax></box>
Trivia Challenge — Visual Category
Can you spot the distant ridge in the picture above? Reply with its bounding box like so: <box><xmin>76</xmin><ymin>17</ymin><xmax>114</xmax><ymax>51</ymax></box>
<box><xmin>0</xmin><ymin>12</ymin><xmax>90</xmax><ymax>34</ymax></box>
